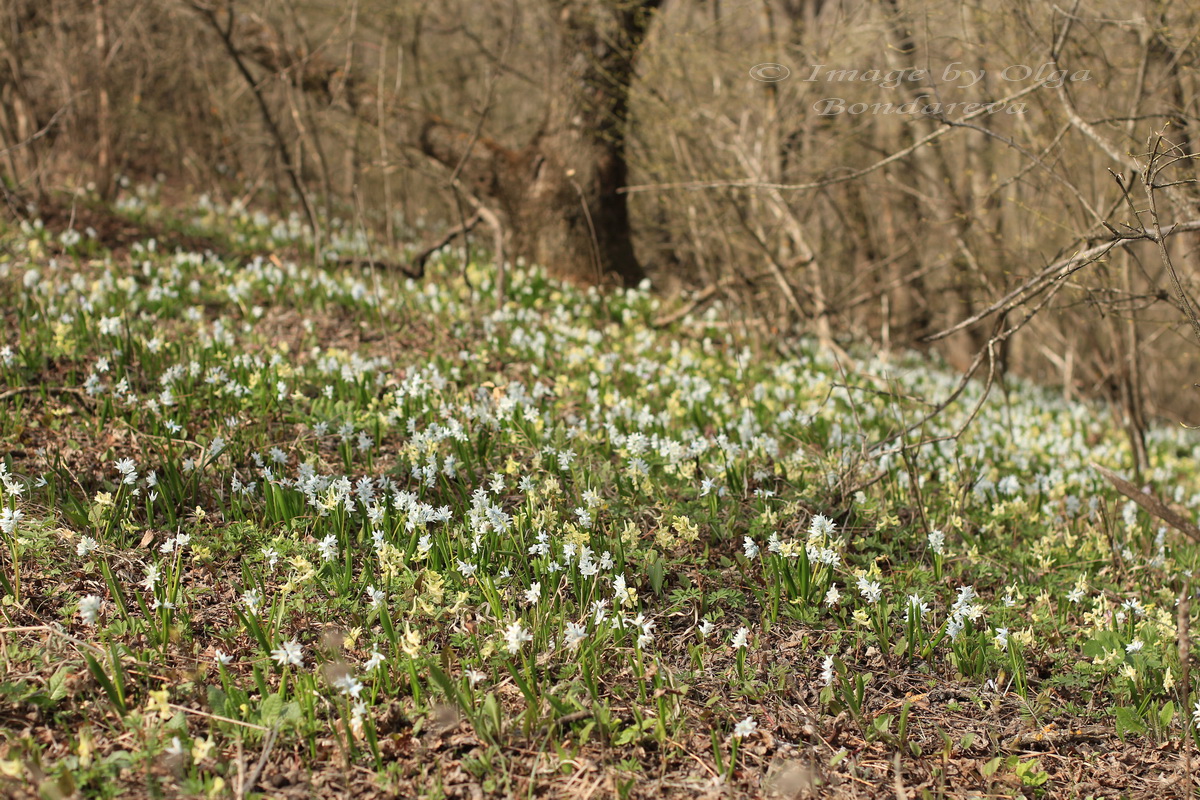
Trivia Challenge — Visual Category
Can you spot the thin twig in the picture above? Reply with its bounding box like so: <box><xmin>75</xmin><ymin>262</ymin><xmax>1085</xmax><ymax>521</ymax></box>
<box><xmin>1092</xmin><ymin>463</ymin><xmax>1200</xmax><ymax>543</ymax></box>
<box><xmin>651</xmin><ymin>283</ymin><xmax>725</xmax><ymax>328</ymax></box>
<box><xmin>168</xmin><ymin>702</ymin><xmax>270</xmax><ymax>732</ymax></box>
<box><xmin>0</xmin><ymin>386</ymin><xmax>91</xmax><ymax>403</ymax></box>
<box><xmin>0</xmin><ymin>103</ymin><xmax>73</xmax><ymax>158</ymax></box>
<box><xmin>240</xmin><ymin>724</ymin><xmax>280</xmax><ymax>799</ymax></box>
<box><xmin>1143</xmin><ymin>135</ymin><xmax>1200</xmax><ymax>346</ymax></box>
<box><xmin>924</xmin><ymin>220</ymin><xmax>1200</xmax><ymax>343</ymax></box>
<box><xmin>1179</xmin><ymin>578</ymin><xmax>1191</xmax><ymax>789</ymax></box>
<box><xmin>409</xmin><ymin>210</ymin><xmax>483</xmax><ymax>276</ymax></box>
<box><xmin>190</xmin><ymin>3</ymin><xmax>320</xmax><ymax>247</ymax></box>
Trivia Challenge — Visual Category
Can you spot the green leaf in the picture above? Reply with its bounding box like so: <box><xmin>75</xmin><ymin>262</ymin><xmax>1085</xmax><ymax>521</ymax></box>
<box><xmin>207</xmin><ymin>686</ymin><xmax>227</xmax><ymax>717</ymax></box>
<box><xmin>84</xmin><ymin>654</ymin><xmax>126</xmax><ymax>716</ymax></box>
<box><xmin>1015</xmin><ymin>759</ymin><xmax>1049</xmax><ymax>787</ymax></box>
<box><xmin>545</xmin><ymin>693</ymin><xmax>573</xmax><ymax>716</ymax></box>
<box><xmin>260</xmin><ymin>693</ymin><xmax>284</xmax><ymax>725</ymax></box>
<box><xmin>46</xmin><ymin>666</ymin><xmax>71</xmax><ymax>704</ymax></box>
<box><xmin>614</xmin><ymin>725</ymin><xmax>639</xmax><ymax>746</ymax></box>
<box><xmin>1114</xmin><ymin>706</ymin><xmax>1147</xmax><ymax>737</ymax></box>
<box><xmin>426</xmin><ymin>663</ymin><xmax>462</xmax><ymax>709</ymax></box>
<box><xmin>1159</xmin><ymin>701</ymin><xmax>1176</xmax><ymax>730</ymax></box>
<box><xmin>648</xmin><ymin>558</ymin><xmax>665</xmax><ymax>595</ymax></box>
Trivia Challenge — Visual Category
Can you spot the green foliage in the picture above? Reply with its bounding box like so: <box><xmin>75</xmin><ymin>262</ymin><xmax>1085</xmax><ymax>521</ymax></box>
<box><xmin>1</xmin><ymin>194</ymin><xmax>1199</xmax><ymax>795</ymax></box>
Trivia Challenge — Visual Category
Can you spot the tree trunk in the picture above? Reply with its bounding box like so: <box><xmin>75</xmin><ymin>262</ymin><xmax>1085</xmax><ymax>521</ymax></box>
<box><xmin>419</xmin><ymin>0</ymin><xmax>658</xmax><ymax>286</ymax></box>
<box><xmin>209</xmin><ymin>0</ymin><xmax>658</xmax><ymax>286</ymax></box>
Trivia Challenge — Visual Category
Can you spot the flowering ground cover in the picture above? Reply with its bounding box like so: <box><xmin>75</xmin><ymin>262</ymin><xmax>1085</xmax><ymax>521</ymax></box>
<box><xmin>1</xmin><ymin>198</ymin><xmax>1198</xmax><ymax>798</ymax></box>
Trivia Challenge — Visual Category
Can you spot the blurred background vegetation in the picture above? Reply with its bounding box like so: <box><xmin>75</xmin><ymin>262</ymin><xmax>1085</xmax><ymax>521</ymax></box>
<box><xmin>4</xmin><ymin>0</ymin><xmax>1200</xmax><ymax>448</ymax></box>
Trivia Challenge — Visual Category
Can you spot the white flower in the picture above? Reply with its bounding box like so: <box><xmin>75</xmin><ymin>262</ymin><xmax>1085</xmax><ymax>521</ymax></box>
<box><xmin>824</xmin><ymin>584</ymin><xmax>841</xmax><ymax>607</ymax></box>
<box><xmin>114</xmin><ymin>458</ymin><xmax>137</xmax><ymax>476</ymax></box>
<box><xmin>466</xmin><ymin>669</ymin><xmax>487</xmax><ymax>688</ymax></box>
<box><xmin>927</xmin><ymin>530</ymin><xmax>945</xmax><ymax>555</ymax></box>
<box><xmin>732</xmin><ymin>716</ymin><xmax>757</xmax><ymax>739</ymax></box>
<box><xmin>994</xmin><ymin>628</ymin><xmax>1009</xmax><ymax>649</ymax></box>
<box><xmin>79</xmin><ymin>595</ymin><xmax>103</xmax><ymax>625</ymax></box>
<box><xmin>271</xmin><ymin>639</ymin><xmax>304</xmax><ymax>668</ymax></box>
<box><xmin>141</xmin><ymin>564</ymin><xmax>161</xmax><ymax>591</ymax></box>
<box><xmin>1123</xmin><ymin>598</ymin><xmax>1146</xmax><ymax>618</ymax></box>
<box><xmin>365</xmin><ymin>586</ymin><xmax>385</xmax><ymax>608</ymax></box>
<box><xmin>906</xmin><ymin>594</ymin><xmax>929</xmax><ymax>622</ymax></box>
<box><xmin>364</xmin><ymin>651</ymin><xmax>385</xmax><ymax>671</ymax></box>
<box><xmin>820</xmin><ymin>655</ymin><xmax>835</xmax><ymax>687</ymax></box>
<box><xmin>858</xmin><ymin>578</ymin><xmax>883</xmax><ymax>604</ymax></box>
<box><xmin>214</xmin><ymin>649</ymin><xmax>234</xmax><ymax>665</ymax></box>
<box><xmin>334</xmin><ymin>674</ymin><xmax>364</xmax><ymax>698</ymax></box>
<box><xmin>503</xmin><ymin>621</ymin><xmax>533</xmax><ymax>654</ymax></box>
<box><xmin>951</xmin><ymin>585</ymin><xmax>977</xmax><ymax>614</ymax></box>
<box><xmin>241</xmin><ymin>588</ymin><xmax>263</xmax><ymax>614</ymax></box>
<box><xmin>808</xmin><ymin>514</ymin><xmax>835</xmax><ymax>538</ymax></box>
<box><xmin>636</xmin><ymin>624</ymin><xmax>654</xmax><ymax>650</ymax></box>
<box><xmin>76</xmin><ymin>535</ymin><xmax>98</xmax><ymax>557</ymax></box>
<box><xmin>1126</xmin><ymin>640</ymin><xmax>1144</xmax><ymax>654</ymax></box>
<box><xmin>743</xmin><ymin>537</ymin><xmax>760</xmax><ymax>558</ymax></box>
<box><xmin>0</xmin><ymin>507</ymin><xmax>23</xmax><ymax>535</ymax></box>
<box><xmin>698</xmin><ymin>619</ymin><xmax>714</xmax><ymax>638</ymax></box>
<box><xmin>732</xmin><ymin>626</ymin><xmax>750</xmax><ymax>649</ymax></box>
<box><xmin>317</xmin><ymin>534</ymin><xmax>338</xmax><ymax>561</ymax></box>
<box><xmin>524</xmin><ymin>582</ymin><xmax>541</xmax><ymax>605</ymax></box>
<box><xmin>564</xmin><ymin>621</ymin><xmax>588</xmax><ymax>650</ymax></box>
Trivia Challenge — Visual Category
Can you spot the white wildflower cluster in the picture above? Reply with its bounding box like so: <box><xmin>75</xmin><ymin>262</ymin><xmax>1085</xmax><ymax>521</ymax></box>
<box><xmin>271</xmin><ymin>639</ymin><xmax>304</xmax><ymax>668</ymax></box>
<box><xmin>856</xmin><ymin>574</ymin><xmax>883</xmax><ymax>605</ymax></box>
<box><xmin>20</xmin><ymin>198</ymin><xmax>1200</xmax><ymax>783</ymax></box>
<box><xmin>945</xmin><ymin>585</ymin><xmax>985</xmax><ymax>640</ymax></box>
<box><xmin>804</xmin><ymin>514</ymin><xmax>843</xmax><ymax>567</ymax></box>
<box><xmin>0</xmin><ymin>506</ymin><xmax>23</xmax><ymax>535</ymax></box>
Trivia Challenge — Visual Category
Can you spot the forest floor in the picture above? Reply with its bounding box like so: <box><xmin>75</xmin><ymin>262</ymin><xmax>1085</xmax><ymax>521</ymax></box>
<box><xmin>0</xmin><ymin>192</ymin><xmax>1197</xmax><ymax>798</ymax></box>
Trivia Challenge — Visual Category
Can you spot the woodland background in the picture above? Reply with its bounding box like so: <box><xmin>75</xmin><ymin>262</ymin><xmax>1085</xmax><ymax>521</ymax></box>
<box><xmin>4</xmin><ymin>0</ymin><xmax>1200</xmax><ymax>461</ymax></box>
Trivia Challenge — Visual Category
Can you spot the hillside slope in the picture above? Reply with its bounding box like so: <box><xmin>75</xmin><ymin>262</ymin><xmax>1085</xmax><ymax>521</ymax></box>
<box><xmin>0</xmin><ymin>203</ymin><xmax>1197</xmax><ymax>798</ymax></box>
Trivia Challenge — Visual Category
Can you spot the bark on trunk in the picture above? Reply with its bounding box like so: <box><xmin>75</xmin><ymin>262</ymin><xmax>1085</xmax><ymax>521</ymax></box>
<box><xmin>419</xmin><ymin>0</ymin><xmax>658</xmax><ymax>286</ymax></box>
<box><xmin>211</xmin><ymin>0</ymin><xmax>659</xmax><ymax>286</ymax></box>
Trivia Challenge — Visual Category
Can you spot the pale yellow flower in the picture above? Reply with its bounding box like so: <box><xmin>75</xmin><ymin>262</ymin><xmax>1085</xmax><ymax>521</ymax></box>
<box><xmin>401</xmin><ymin>625</ymin><xmax>422</xmax><ymax>657</ymax></box>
